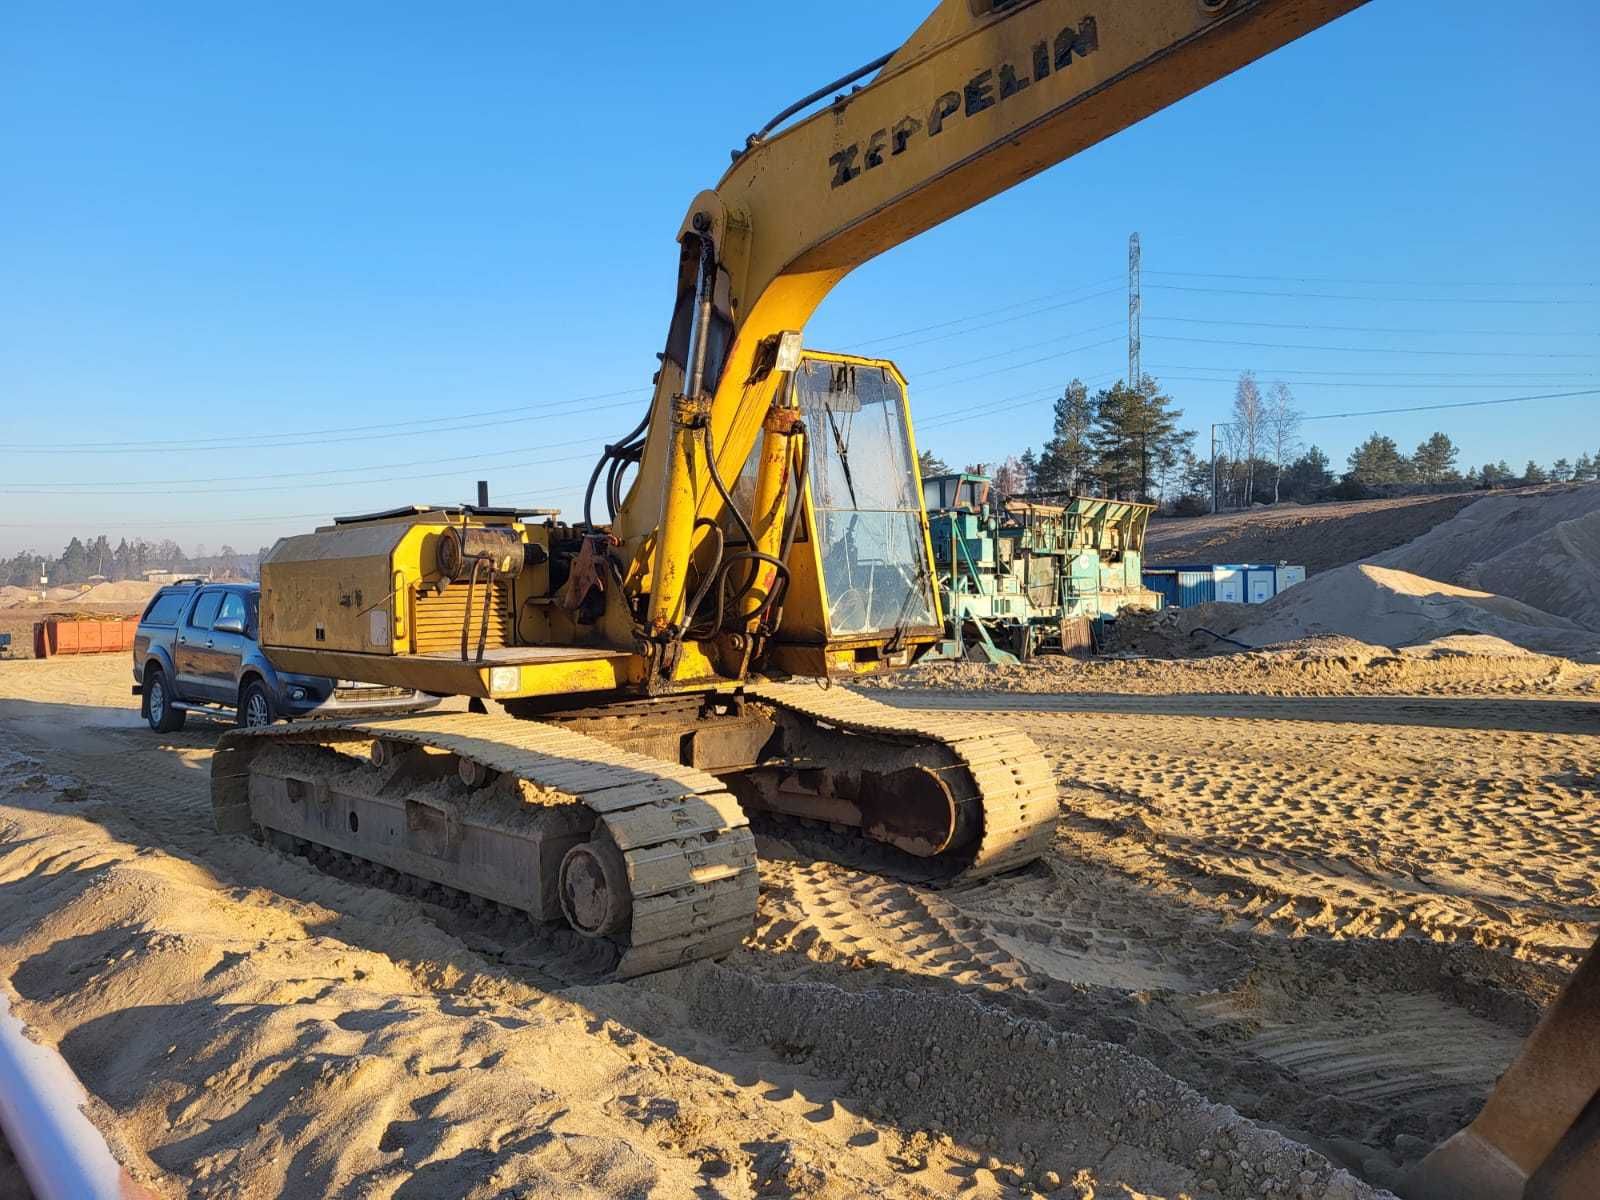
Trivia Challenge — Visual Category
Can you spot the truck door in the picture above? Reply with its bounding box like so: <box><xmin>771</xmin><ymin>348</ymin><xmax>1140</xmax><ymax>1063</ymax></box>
<box><xmin>206</xmin><ymin>592</ymin><xmax>251</xmax><ymax>701</ymax></box>
<box><xmin>175</xmin><ymin>589</ymin><xmax>225</xmax><ymax>700</ymax></box>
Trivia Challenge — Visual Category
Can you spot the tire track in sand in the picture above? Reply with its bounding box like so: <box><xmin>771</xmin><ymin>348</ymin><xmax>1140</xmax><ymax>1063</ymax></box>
<box><xmin>751</xmin><ymin>844</ymin><xmax>1548</xmax><ymax>1185</ymax></box>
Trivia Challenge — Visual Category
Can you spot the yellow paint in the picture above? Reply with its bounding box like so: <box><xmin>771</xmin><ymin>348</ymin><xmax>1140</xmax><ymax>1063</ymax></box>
<box><xmin>740</xmin><ymin>402</ymin><xmax>801</xmax><ymax>625</ymax></box>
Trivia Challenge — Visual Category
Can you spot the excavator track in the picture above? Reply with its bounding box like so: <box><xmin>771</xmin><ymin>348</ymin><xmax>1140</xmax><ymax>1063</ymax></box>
<box><xmin>747</xmin><ymin>682</ymin><xmax>1059</xmax><ymax>881</ymax></box>
<box><xmin>212</xmin><ymin>711</ymin><xmax>758</xmax><ymax>979</ymax></box>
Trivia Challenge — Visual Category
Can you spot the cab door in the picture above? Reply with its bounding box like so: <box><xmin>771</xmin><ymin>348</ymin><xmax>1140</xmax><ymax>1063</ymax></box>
<box><xmin>204</xmin><ymin>592</ymin><xmax>251</xmax><ymax>700</ymax></box>
<box><xmin>175</xmin><ymin>589</ymin><xmax>225</xmax><ymax>699</ymax></box>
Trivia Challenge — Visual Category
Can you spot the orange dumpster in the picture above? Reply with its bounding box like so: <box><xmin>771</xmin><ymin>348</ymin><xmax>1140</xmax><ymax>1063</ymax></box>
<box><xmin>32</xmin><ymin>615</ymin><xmax>140</xmax><ymax>658</ymax></box>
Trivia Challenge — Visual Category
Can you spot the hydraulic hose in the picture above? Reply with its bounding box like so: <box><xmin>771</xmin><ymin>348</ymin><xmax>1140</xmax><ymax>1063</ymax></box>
<box><xmin>582</xmin><ymin>410</ymin><xmax>650</xmax><ymax>529</ymax></box>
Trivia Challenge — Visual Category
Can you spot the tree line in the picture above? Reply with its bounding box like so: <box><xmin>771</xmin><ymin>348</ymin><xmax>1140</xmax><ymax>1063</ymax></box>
<box><xmin>0</xmin><ymin>537</ymin><xmax>267</xmax><ymax>588</ymax></box>
<box><xmin>918</xmin><ymin>369</ymin><xmax>1594</xmax><ymax>515</ymax></box>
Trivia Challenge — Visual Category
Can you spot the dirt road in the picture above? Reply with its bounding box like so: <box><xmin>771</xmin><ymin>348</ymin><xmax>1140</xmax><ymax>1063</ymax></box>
<box><xmin>1</xmin><ymin>656</ymin><xmax>1594</xmax><ymax>1198</ymax></box>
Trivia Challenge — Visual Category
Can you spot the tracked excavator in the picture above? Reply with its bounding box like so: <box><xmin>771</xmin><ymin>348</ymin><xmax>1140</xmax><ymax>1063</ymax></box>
<box><xmin>209</xmin><ymin>2</ymin><xmax>1597</xmax><ymax>1194</ymax></box>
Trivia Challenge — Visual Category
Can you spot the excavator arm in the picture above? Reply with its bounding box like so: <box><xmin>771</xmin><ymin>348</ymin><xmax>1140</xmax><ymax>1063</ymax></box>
<box><xmin>614</xmin><ymin>0</ymin><xmax>1371</xmax><ymax>632</ymax></box>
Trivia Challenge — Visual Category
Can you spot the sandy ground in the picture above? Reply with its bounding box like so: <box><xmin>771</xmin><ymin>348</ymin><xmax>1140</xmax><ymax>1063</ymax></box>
<box><xmin>1</xmin><ymin>657</ymin><xmax>1596</xmax><ymax>1198</ymax></box>
<box><xmin>872</xmin><ymin>635</ymin><xmax>1600</xmax><ymax>697</ymax></box>
<box><xmin>0</xmin><ymin>1132</ymin><xmax>31</xmax><ymax>1200</ymax></box>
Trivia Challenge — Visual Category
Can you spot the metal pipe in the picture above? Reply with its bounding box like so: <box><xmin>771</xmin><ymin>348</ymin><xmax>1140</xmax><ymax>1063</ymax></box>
<box><xmin>744</xmin><ymin>50</ymin><xmax>895</xmax><ymax>148</ymax></box>
<box><xmin>0</xmin><ymin>989</ymin><xmax>159</xmax><ymax>1200</ymax></box>
<box><xmin>683</xmin><ymin>232</ymin><xmax>717</xmax><ymax>404</ymax></box>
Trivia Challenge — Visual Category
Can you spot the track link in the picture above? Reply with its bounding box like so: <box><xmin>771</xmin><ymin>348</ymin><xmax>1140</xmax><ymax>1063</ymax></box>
<box><xmin>212</xmin><ymin>711</ymin><xmax>758</xmax><ymax>978</ymax></box>
<box><xmin>750</xmin><ymin>682</ymin><xmax>1059</xmax><ymax>879</ymax></box>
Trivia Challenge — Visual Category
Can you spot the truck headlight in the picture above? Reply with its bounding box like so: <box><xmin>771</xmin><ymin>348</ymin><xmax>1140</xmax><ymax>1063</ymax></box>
<box><xmin>488</xmin><ymin>666</ymin><xmax>519</xmax><ymax>695</ymax></box>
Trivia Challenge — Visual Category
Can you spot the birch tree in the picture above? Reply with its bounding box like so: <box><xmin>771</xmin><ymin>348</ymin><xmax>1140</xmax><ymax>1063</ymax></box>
<box><xmin>1265</xmin><ymin>380</ymin><xmax>1302</xmax><ymax>504</ymax></box>
<box><xmin>1231</xmin><ymin>372</ymin><xmax>1264</xmax><ymax>505</ymax></box>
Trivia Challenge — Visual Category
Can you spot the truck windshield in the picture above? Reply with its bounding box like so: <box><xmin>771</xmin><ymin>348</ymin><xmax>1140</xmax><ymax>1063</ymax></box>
<box><xmin>796</xmin><ymin>359</ymin><xmax>936</xmax><ymax>639</ymax></box>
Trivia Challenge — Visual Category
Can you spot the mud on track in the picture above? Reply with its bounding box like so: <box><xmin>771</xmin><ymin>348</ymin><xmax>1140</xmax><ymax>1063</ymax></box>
<box><xmin>0</xmin><ymin>656</ymin><xmax>1594</xmax><ymax>1198</ymax></box>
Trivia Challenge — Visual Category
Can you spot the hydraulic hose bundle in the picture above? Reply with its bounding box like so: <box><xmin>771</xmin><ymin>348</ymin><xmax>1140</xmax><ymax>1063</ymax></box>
<box><xmin>682</xmin><ymin>420</ymin><xmax>808</xmax><ymax>641</ymax></box>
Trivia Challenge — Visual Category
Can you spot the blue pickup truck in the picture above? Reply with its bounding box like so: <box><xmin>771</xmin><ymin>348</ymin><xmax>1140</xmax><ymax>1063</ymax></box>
<box><xmin>132</xmin><ymin>580</ymin><xmax>434</xmax><ymax>732</ymax></box>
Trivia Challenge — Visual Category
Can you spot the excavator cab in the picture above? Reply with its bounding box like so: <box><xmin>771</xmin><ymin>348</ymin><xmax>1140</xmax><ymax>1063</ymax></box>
<box><xmin>767</xmin><ymin>352</ymin><xmax>944</xmax><ymax>678</ymax></box>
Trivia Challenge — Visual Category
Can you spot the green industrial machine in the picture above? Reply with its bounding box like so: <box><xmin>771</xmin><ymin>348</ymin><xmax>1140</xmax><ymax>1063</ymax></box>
<box><xmin>923</xmin><ymin>473</ymin><xmax>1160</xmax><ymax>662</ymax></box>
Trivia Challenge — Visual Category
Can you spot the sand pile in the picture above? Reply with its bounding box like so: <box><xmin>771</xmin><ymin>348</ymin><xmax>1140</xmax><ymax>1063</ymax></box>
<box><xmin>1228</xmin><ymin>564</ymin><xmax>1597</xmax><ymax>658</ymax></box>
<box><xmin>1370</xmin><ymin>484</ymin><xmax>1600</xmax><ymax>631</ymax></box>
<box><xmin>1103</xmin><ymin>602</ymin><xmax>1255</xmax><ymax>657</ymax></box>
<box><xmin>0</xmin><ymin>587</ymin><xmax>42</xmax><ymax>609</ymax></box>
<box><xmin>1147</xmin><ymin>492</ymin><xmax>1481</xmax><ymax>575</ymax></box>
<box><xmin>73</xmin><ymin>580</ymin><xmax>158</xmax><ymax>606</ymax></box>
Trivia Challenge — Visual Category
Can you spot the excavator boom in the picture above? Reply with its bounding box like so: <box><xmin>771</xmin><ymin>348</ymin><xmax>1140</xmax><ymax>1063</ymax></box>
<box><xmin>619</xmin><ymin>0</ymin><xmax>1370</xmax><ymax>633</ymax></box>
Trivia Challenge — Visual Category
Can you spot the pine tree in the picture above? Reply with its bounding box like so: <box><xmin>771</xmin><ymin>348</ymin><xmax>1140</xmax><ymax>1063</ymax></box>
<box><xmin>1346</xmin><ymin>434</ymin><xmax>1411</xmax><ymax>485</ymax></box>
<box><xmin>1573</xmin><ymin>452</ymin><xmax>1596</xmax><ymax>482</ymax></box>
<box><xmin>917</xmin><ymin>450</ymin><xmax>950</xmax><ymax>479</ymax></box>
<box><xmin>1523</xmin><ymin>460</ymin><xmax>1548</xmax><ymax>485</ymax></box>
<box><xmin>1550</xmin><ymin>458</ymin><xmax>1573</xmax><ymax>483</ymax></box>
<box><xmin>58</xmin><ymin>537</ymin><xmax>89</xmax><ymax>584</ymax></box>
<box><xmin>1412</xmin><ymin>432</ymin><xmax>1459</xmax><ymax>484</ymax></box>
<box><xmin>1282</xmin><ymin>446</ymin><xmax>1333</xmax><ymax>500</ymax></box>
<box><xmin>1089</xmin><ymin>375</ymin><xmax>1185</xmax><ymax>501</ymax></box>
<box><xmin>1017</xmin><ymin>448</ymin><xmax>1039</xmax><ymax>492</ymax></box>
<box><xmin>1034</xmin><ymin>379</ymin><xmax>1095</xmax><ymax>493</ymax></box>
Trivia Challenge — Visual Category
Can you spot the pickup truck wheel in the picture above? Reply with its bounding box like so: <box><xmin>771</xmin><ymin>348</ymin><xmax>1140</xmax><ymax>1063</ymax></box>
<box><xmin>145</xmin><ymin>668</ymin><xmax>187</xmax><ymax>733</ymax></box>
<box><xmin>239</xmin><ymin>681</ymin><xmax>276</xmax><ymax>729</ymax></box>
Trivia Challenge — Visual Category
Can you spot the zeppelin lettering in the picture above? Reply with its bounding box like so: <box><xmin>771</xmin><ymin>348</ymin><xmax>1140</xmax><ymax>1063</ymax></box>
<box><xmin>829</xmin><ymin>17</ymin><xmax>1100</xmax><ymax>189</ymax></box>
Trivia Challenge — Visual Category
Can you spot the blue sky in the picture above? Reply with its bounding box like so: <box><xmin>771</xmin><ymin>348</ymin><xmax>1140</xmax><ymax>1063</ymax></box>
<box><xmin>3</xmin><ymin>1</ymin><xmax>1597</xmax><ymax>557</ymax></box>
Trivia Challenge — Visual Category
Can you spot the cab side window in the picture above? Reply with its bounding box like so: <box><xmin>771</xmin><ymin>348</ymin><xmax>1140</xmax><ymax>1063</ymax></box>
<box><xmin>216</xmin><ymin>593</ymin><xmax>248</xmax><ymax>629</ymax></box>
<box><xmin>189</xmin><ymin>591</ymin><xmax>223</xmax><ymax>630</ymax></box>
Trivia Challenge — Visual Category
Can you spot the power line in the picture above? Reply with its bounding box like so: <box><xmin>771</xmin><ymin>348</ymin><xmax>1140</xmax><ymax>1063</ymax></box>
<box><xmin>1148</xmin><ymin>270</ymin><xmax>1599</xmax><ymax>289</ymax></box>
<box><xmin>915</xmin><ymin>337</ymin><xmax>1124</xmax><ymax>394</ymax></box>
<box><xmin>0</xmin><ymin>452</ymin><xmax>597</xmax><ymax>497</ymax></box>
<box><xmin>1146</xmin><ymin>283</ymin><xmax>1597</xmax><ymax>306</ymax></box>
<box><xmin>6</xmin><ymin>436</ymin><xmax>605</xmax><ymax>490</ymax></box>
<box><xmin>10</xmin><ymin>387</ymin><xmax>649</xmax><ymax>452</ymax></box>
<box><xmin>841</xmin><ymin>277</ymin><xmax>1121</xmax><ymax>350</ymax></box>
<box><xmin>1147</xmin><ymin>315</ymin><xmax>1600</xmax><ymax>339</ymax></box>
<box><xmin>1205</xmin><ymin>387</ymin><xmax>1600</xmax><ymax>428</ymax></box>
<box><xmin>862</xmin><ymin>288</ymin><xmax>1124</xmax><ymax>356</ymax></box>
<box><xmin>1159</xmin><ymin>375</ymin><xmax>1598</xmax><ymax>391</ymax></box>
<box><xmin>1151</xmin><ymin>334</ymin><xmax>1600</xmax><ymax>359</ymax></box>
<box><xmin>9</xmin><ymin>393</ymin><xmax>653</xmax><ymax>456</ymax></box>
<box><xmin>9</xmin><ymin>283</ymin><xmax>1129</xmax><ymax>456</ymax></box>
<box><xmin>0</xmin><ymin>484</ymin><xmax>590</xmax><ymax>531</ymax></box>
<box><xmin>1147</xmin><ymin>362</ymin><xmax>1596</xmax><ymax>380</ymax></box>
<box><xmin>904</xmin><ymin>321</ymin><xmax>1123</xmax><ymax>377</ymax></box>
<box><xmin>916</xmin><ymin>371</ymin><xmax>1125</xmax><ymax>433</ymax></box>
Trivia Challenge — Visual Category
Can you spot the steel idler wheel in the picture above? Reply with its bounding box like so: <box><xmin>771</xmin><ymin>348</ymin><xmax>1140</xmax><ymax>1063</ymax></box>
<box><xmin>558</xmin><ymin>835</ymin><xmax>632</xmax><ymax>938</ymax></box>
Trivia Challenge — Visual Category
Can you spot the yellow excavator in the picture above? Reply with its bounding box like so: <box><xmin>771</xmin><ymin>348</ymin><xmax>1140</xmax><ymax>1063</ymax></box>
<box><xmin>208</xmin><ymin>2</ymin><xmax>1596</xmax><ymax>1194</ymax></box>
